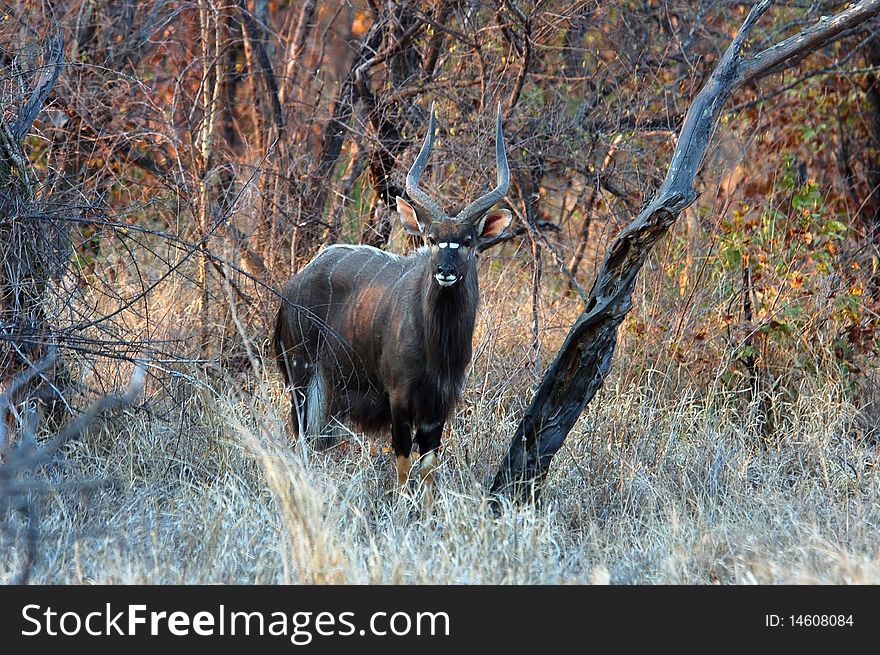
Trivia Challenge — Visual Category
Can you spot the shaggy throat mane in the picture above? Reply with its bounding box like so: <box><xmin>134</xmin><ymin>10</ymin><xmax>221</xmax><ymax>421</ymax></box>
<box><xmin>421</xmin><ymin>267</ymin><xmax>478</xmax><ymax>378</ymax></box>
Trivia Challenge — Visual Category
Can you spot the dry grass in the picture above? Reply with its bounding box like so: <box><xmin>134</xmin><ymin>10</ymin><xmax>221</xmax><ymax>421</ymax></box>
<box><xmin>3</xmin><ymin>249</ymin><xmax>879</xmax><ymax>585</ymax></box>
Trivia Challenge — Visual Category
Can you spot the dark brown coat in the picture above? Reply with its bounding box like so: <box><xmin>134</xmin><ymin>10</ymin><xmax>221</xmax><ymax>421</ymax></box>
<box><xmin>274</xmin><ymin>105</ymin><xmax>512</xmax><ymax>491</ymax></box>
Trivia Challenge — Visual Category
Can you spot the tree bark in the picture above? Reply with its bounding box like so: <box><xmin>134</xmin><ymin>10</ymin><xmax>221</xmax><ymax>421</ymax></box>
<box><xmin>0</xmin><ymin>34</ymin><xmax>64</xmax><ymax>364</ymax></box>
<box><xmin>490</xmin><ymin>0</ymin><xmax>880</xmax><ymax>503</ymax></box>
<box><xmin>863</xmin><ymin>21</ymin><xmax>880</xmax><ymax>233</ymax></box>
<box><xmin>278</xmin><ymin>0</ymin><xmax>316</xmax><ymax>107</ymax></box>
<box><xmin>357</xmin><ymin>2</ymin><xmax>424</xmax><ymax>248</ymax></box>
<box><xmin>292</xmin><ymin>15</ymin><xmax>384</xmax><ymax>264</ymax></box>
<box><xmin>0</xmin><ymin>33</ymin><xmax>66</xmax><ymax>426</ymax></box>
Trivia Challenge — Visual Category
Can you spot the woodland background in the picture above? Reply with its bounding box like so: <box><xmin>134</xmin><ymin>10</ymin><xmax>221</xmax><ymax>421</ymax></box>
<box><xmin>2</xmin><ymin>0</ymin><xmax>879</xmax><ymax>583</ymax></box>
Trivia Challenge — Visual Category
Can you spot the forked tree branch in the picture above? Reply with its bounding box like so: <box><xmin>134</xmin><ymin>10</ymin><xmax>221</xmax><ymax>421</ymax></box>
<box><xmin>490</xmin><ymin>0</ymin><xmax>880</xmax><ymax>502</ymax></box>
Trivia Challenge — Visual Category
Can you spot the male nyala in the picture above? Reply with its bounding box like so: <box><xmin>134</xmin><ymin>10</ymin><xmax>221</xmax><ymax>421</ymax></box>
<box><xmin>274</xmin><ymin>105</ymin><xmax>512</xmax><ymax>504</ymax></box>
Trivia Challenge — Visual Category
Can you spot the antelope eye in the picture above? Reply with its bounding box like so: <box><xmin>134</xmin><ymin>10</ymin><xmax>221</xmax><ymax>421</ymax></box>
<box><xmin>427</xmin><ymin>236</ymin><xmax>437</xmax><ymax>246</ymax></box>
<box><xmin>463</xmin><ymin>236</ymin><xmax>473</xmax><ymax>247</ymax></box>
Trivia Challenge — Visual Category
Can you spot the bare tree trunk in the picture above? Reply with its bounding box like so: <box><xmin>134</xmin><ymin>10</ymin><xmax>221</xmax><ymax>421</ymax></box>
<box><xmin>0</xmin><ymin>33</ymin><xmax>64</xmax><ymax>393</ymax></box>
<box><xmin>278</xmin><ymin>0</ymin><xmax>316</xmax><ymax>106</ymax></box>
<box><xmin>357</xmin><ymin>2</ymin><xmax>424</xmax><ymax>248</ymax></box>
<box><xmin>863</xmin><ymin>21</ymin><xmax>880</xmax><ymax>236</ymax></box>
<box><xmin>740</xmin><ymin>259</ymin><xmax>771</xmax><ymax>442</ymax></box>
<box><xmin>294</xmin><ymin>16</ymin><xmax>384</xmax><ymax>265</ymax></box>
<box><xmin>490</xmin><ymin>0</ymin><xmax>880</xmax><ymax>503</ymax></box>
<box><xmin>235</xmin><ymin>0</ymin><xmax>289</xmax><ymax>275</ymax></box>
<box><xmin>421</xmin><ymin>0</ymin><xmax>456</xmax><ymax>79</ymax></box>
<box><xmin>195</xmin><ymin>1</ymin><xmax>224</xmax><ymax>351</ymax></box>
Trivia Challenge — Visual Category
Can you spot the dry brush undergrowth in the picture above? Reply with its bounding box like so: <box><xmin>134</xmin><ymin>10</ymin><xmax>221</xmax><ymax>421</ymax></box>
<box><xmin>3</xmin><ymin>246</ymin><xmax>878</xmax><ymax>585</ymax></box>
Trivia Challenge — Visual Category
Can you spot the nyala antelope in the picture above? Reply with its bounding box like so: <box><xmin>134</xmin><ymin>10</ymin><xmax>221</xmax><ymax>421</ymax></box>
<box><xmin>274</xmin><ymin>106</ymin><xmax>512</xmax><ymax>501</ymax></box>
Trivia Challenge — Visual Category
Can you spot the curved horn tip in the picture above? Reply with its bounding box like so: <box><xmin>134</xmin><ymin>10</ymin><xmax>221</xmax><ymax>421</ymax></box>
<box><xmin>404</xmin><ymin>101</ymin><xmax>446</xmax><ymax>222</ymax></box>
<box><xmin>495</xmin><ymin>104</ymin><xmax>507</xmax><ymax>154</ymax></box>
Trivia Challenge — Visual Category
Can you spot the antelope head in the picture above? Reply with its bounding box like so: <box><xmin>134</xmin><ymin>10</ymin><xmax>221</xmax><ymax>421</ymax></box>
<box><xmin>396</xmin><ymin>105</ymin><xmax>513</xmax><ymax>288</ymax></box>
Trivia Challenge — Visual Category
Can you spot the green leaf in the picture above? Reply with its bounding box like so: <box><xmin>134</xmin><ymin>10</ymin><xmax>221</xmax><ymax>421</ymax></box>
<box><xmin>720</xmin><ymin>244</ymin><xmax>742</xmax><ymax>270</ymax></box>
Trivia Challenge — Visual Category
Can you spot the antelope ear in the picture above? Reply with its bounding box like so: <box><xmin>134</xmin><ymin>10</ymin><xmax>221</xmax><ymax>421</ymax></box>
<box><xmin>397</xmin><ymin>197</ymin><xmax>426</xmax><ymax>235</ymax></box>
<box><xmin>475</xmin><ymin>209</ymin><xmax>512</xmax><ymax>239</ymax></box>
